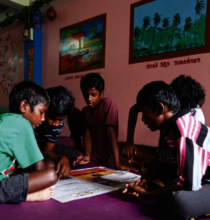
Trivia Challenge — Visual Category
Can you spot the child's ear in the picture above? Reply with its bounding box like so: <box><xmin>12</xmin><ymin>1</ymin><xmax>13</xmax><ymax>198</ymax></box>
<box><xmin>19</xmin><ymin>100</ymin><xmax>29</xmax><ymax>113</ymax></box>
<box><xmin>100</xmin><ymin>90</ymin><xmax>104</xmax><ymax>98</ymax></box>
<box><xmin>156</xmin><ymin>102</ymin><xmax>165</xmax><ymax>116</ymax></box>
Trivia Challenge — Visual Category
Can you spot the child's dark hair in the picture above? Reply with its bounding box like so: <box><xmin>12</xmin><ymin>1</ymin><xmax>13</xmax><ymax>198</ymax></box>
<box><xmin>170</xmin><ymin>75</ymin><xmax>205</xmax><ymax>109</ymax></box>
<box><xmin>46</xmin><ymin>86</ymin><xmax>75</xmax><ymax>117</ymax></box>
<box><xmin>136</xmin><ymin>81</ymin><xmax>181</xmax><ymax>113</ymax></box>
<box><xmin>9</xmin><ymin>81</ymin><xmax>50</xmax><ymax>113</ymax></box>
<box><xmin>80</xmin><ymin>73</ymin><xmax>104</xmax><ymax>93</ymax></box>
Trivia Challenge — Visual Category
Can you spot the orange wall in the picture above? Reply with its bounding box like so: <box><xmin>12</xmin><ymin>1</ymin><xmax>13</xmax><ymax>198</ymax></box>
<box><xmin>42</xmin><ymin>0</ymin><xmax>210</xmax><ymax>146</ymax></box>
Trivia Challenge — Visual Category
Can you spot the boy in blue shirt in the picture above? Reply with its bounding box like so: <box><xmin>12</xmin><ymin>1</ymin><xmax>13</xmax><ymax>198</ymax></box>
<box><xmin>0</xmin><ymin>81</ymin><xmax>57</xmax><ymax>204</ymax></box>
<box><xmin>34</xmin><ymin>86</ymin><xmax>82</xmax><ymax>180</ymax></box>
<box><xmin>123</xmin><ymin>81</ymin><xmax>210</xmax><ymax>220</ymax></box>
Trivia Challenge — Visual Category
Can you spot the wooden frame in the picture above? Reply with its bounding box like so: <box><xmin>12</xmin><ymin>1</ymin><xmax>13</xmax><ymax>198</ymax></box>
<box><xmin>59</xmin><ymin>14</ymin><xmax>106</xmax><ymax>75</ymax></box>
<box><xmin>129</xmin><ymin>0</ymin><xmax>210</xmax><ymax>64</ymax></box>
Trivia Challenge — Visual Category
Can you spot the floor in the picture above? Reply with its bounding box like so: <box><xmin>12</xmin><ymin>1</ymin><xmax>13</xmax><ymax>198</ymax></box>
<box><xmin>0</xmin><ymin>137</ymin><xmax>209</xmax><ymax>220</ymax></box>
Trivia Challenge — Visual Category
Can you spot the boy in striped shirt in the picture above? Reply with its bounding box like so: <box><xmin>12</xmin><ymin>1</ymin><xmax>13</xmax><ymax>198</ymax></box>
<box><xmin>123</xmin><ymin>81</ymin><xmax>210</xmax><ymax>220</ymax></box>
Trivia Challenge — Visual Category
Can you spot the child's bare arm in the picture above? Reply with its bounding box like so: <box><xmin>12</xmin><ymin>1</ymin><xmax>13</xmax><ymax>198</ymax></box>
<box><xmin>123</xmin><ymin>181</ymin><xmax>181</xmax><ymax>200</ymax></box>
<box><xmin>41</xmin><ymin>142</ymin><xmax>71</xmax><ymax>180</ymax></box>
<box><xmin>107</xmin><ymin>125</ymin><xmax>120</xmax><ymax>168</ymax></box>
<box><xmin>33</xmin><ymin>160</ymin><xmax>45</xmax><ymax>170</ymax></box>
<box><xmin>41</xmin><ymin>142</ymin><xmax>55</xmax><ymax>157</ymax></box>
<box><xmin>107</xmin><ymin>125</ymin><xmax>138</xmax><ymax>171</ymax></box>
<box><xmin>122</xmin><ymin>161</ymin><xmax>172</xmax><ymax>200</ymax></box>
<box><xmin>21</xmin><ymin>160</ymin><xmax>46</xmax><ymax>173</ymax></box>
<box><xmin>127</xmin><ymin>104</ymin><xmax>141</xmax><ymax>143</ymax></box>
<box><xmin>122</xmin><ymin>104</ymin><xmax>142</xmax><ymax>160</ymax></box>
<box><xmin>75</xmin><ymin>128</ymin><xmax>92</xmax><ymax>165</ymax></box>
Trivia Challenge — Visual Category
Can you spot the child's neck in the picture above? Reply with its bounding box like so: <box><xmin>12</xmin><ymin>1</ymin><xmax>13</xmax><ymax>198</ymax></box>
<box><xmin>162</xmin><ymin>111</ymin><xmax>177</xmax><ymax>131</ymax></box>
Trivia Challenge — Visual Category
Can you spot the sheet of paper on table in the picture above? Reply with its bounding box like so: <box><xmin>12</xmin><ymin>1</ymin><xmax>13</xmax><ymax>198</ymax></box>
<box><xmin>52</xmin><ymin>176</ymin><xmax>113</xmax><ymax>203</ymax></box>
<box><xmin>52</xmin><ymin>167</ymin><xmax>141</xmax><ymax>203</ymax></box>
<box><xmin>102</xmin><ymin>171</ymin><xmax>141</xmax><ymax>183</ymax></box>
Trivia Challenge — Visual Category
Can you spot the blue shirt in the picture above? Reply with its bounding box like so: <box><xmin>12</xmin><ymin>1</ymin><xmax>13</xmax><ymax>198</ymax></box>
<box><xmin>34</xmin><ymin>121</ymin><xmax>64</xmax><ymax>146</ymax></box>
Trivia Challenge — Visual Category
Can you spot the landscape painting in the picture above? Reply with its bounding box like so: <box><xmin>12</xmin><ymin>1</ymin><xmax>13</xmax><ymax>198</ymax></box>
<box><xmin>129</xmin><ymin>0</ymin><xmax>210</xmax><ymax>64</ymax></box>
<box><xmin>59</xmin><ymin>14</ymin><xmax>106</xmax><ymax>74</ymax></box>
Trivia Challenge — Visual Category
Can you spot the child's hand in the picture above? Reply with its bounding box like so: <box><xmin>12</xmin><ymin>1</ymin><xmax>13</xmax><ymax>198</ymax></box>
<box><xmin>56</xmin><ymin>156</ymin><xmax>71</xmax><ymax>181</ymax></box>
<box><xmin>132</xmin><ymin>179</ymin><xmax>148</xmax><ymax>191</ymax></box>
<box><xmin>73</xmin><ymin>154</ymin><xmax>84</xmax><ymax>166</ymax></box>
<box><xmin>122</xmin><ymin>143</ymin><xmax>137</xmax><ymax>160</ymax></box>
<box><xmin>128</xmin><ymin>159</ymin><xmax>142</xmax><ymax>169</ymax></box>
<box><xmin>115</xmin><ymin>163</ymin><xmax>138</xmax><ymax>172</ymax></box>
<box><xmin>122</xmin><ymin>179</ymin><xmax>148</xmax><ymax>199</ymax></box>
<box><xmin>77</xmin><ymin>155</ymin><xmax>90</xmax><ymax>165</ymax></box>
<box><xmin>123</xmin><ymin>179</ymin><xmax>147</xmax><ymax>198</ymax></box>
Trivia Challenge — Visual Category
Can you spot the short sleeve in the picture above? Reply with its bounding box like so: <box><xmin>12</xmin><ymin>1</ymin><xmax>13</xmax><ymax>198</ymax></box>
<box><xmin>174</xmin><ymin>136</ymin><xmax>205</xmax><ymax>191</ymax></box>
<box><xmin>158</xmin><ymin>132</ymin><xmax>195</xmax><ymax>189</ymax></box>
<box><xmin>192</xmin><ymin>108</ymin><xmax>205</xmax><ymax>124</ymax></box>
<box><xmin>11</xmin><ymin>120</ymin><xmax>44</xmax><ymax>169</ymax></box>
<box><xmin>174</xmin><ymin>137</ymin><xmax>195</xmax><ymax>189</ymax></box>
<box><xmin>103</xmin><ymin>98</ymin><xmax>118</xmax><ymax>128</ymax></box>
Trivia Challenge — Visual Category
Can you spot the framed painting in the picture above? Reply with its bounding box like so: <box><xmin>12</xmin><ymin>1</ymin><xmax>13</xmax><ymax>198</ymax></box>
<box><xmin>59</xmin><ymin>14</ymin><xmax>106</xmax><ymax>75</ymax></box>
<box><xmin>129</xmin><ymin>0</ymin><xmax>210</xmax><ymax>64</ymax></box>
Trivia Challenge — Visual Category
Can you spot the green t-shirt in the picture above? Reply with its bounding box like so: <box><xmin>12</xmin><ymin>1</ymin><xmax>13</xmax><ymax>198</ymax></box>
<box><xmin>0</xmin><ymin>113</ymin><xmax>44</xmax><ymax>181</ymax></box>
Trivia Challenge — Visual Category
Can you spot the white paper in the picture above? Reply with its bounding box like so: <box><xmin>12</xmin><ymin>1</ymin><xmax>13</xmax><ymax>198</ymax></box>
<box><xmin>52</xmin><ymin>177</ymin><xmax>114</xmax><ymax>203</ymax></box>
<box><xmin>52</xmin><ymin>167</ymin><xmax>141</xmax><ymax>203</ymax></box>
<box><xmin>102</xmin><ymin>171</ymin><xmax>141</xmax><ymax>183</ymax></box>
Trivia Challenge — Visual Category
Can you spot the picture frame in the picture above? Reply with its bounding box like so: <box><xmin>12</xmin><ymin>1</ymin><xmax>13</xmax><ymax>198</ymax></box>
<box><xmin>59</xmin><ymin>14</ymin><xmax>106</xmax><ymax>75</ymax></box>
<box><xmin>129</xmin><ymin>0</ymin><xmax>210</xmax><ymax>64</ymax></box>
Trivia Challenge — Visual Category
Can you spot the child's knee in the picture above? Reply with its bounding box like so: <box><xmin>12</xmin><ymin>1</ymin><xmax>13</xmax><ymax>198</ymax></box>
<box><xmin>46</xmin><ymin>168</ymin><xmax>57</xmax><ymax>185</ymax></box>
<box><xmin>163</xmin><ymin>191</ymin><xmax>191</xmax><ymax>220</ymax></box>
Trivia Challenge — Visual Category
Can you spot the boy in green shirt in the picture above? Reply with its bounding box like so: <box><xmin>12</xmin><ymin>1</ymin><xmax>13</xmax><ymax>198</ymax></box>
<box><xmin>0</xmin><ymin>81</ymin><xmax>57</xmax><ymax>204</ymax></box>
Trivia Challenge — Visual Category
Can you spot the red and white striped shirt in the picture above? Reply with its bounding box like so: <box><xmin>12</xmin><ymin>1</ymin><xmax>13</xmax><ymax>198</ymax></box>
<box><xmin>157</xmin><ymin>108</ymin><xmax>210</xmax><ymax>191</ymax></box>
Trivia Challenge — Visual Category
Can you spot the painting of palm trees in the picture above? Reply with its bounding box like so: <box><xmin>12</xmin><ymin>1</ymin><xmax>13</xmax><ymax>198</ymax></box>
<box><xmin>129</xmin><ymin>0</ymin><xmax>209</xmax><ymax>63</ymax></box>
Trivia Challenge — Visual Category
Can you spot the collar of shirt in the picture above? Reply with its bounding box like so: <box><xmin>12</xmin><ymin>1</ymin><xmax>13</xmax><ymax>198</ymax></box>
<box><xmin>163</xmin><ymin>107</ymin><xmax>191</xmax><ymax>135</ymax></box>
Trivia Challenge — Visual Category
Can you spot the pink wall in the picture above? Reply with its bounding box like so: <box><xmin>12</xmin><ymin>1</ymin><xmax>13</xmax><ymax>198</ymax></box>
<box><xmin>0</xmin><ymin>24</ymin><xmax>24</xmax><ymax>107</ymax></box>
<box><xmin>42</xmin><ymin>0</ymin><xmax>210</xmax><ymax>146</ymax></box>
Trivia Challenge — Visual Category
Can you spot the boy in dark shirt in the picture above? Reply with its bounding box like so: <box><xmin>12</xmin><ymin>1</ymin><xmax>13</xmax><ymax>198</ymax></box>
<box><xmin>0</xmin><ymin>81</ymin><xmax>57</xmax><ymax>204</ymax></box>
<box><xmin>123</xmin><ymin>81</ymin><xmax>210</xmax><ymax>220</ymax></box>
<box><xmin>121</xmin><ymin>75</ymin><xmax>207</xmax><ymax>167</ymax></box>
<box><xmin>34</xmin><ymin>86</ymin><xmax>81</xmax><ymax>180</ymax></box>
<box><xmin>73</xmin><ymin>73</ymin><xmax>136</xmax><ymax>171</ymax></box>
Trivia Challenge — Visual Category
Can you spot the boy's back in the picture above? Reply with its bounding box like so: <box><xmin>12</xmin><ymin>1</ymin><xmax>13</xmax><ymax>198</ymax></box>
<box><xmin>123</xmin><ymin>81</ymin><xmax>210</xmax><ymax>219</ymax></box>
<box><xmin>82</xmin><ymin>97</ymin><xmax>118</xmax><ymax>163</ymax></box>
<box><xmin>0</xmin><ymin>113</ymin><xmax>43</xmax><ymax>181</ymax></box>
<box><xmin>158</xmin><ymin>107</ymin><xmax>210</xmax><ymax>190</ymax></box>
<box><xmin>0</xmin><ymin>81</ymin><xmax>58</xmax><ymax>204</ymax></box>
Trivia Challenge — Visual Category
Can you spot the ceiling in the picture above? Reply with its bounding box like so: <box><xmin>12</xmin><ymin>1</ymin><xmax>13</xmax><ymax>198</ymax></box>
<box><xmin>0</xmin><ymin>0</ymin><xmax>73</xmax><ymax>27</ymax></box>
<box><xmin>0</xmin><ymin>4</ymin><xmax>10</xmax><ymax>14</ymax></box>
